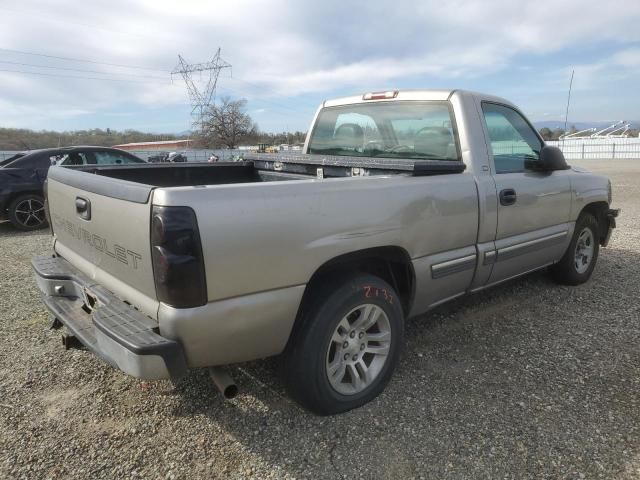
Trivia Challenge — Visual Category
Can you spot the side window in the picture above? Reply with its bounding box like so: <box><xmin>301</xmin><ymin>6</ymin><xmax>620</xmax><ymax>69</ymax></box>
<box><xmin>11</xmin><ymin>155</ymin><xmax>50</xmax><ymax>169</ymax></box>
<box><xmin>93</xmin><ymin>151</ymin><xmax>137</xmax><ymax>165</ymax></box>
<box><xmin>58</xmin><ymin>153</ymin><xmax>93</xmax><ymax>166</ymax></box>
<box><xmin>49</xmin><ymin>155</ymin><xmax>62</xmax><ymax>166</ymax></box>
<box><xmin>482</xmin><ymin>103</ymin><xmax>542</xmax><ymax>174</ymax></box>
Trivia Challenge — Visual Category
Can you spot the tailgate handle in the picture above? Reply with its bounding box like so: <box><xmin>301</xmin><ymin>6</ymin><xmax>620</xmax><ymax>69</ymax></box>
<box><xmin>75</xmin><ymin>197</ymin><xmax>91</xmax><ymax>220</ymax></box>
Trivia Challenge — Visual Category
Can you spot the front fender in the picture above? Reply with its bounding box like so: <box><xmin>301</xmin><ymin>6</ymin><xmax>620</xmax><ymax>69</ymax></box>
<box><xmin>569</xmin><ymin>170</ymin><xmax>610</xmax><ymax>221</ymax></box>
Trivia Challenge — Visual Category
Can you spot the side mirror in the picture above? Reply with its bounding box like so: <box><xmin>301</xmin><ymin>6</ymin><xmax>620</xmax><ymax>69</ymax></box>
<box><xmin>539</xmin><ymin>145</ymin><xmax>569</xmax><ymax>171</ymax></box>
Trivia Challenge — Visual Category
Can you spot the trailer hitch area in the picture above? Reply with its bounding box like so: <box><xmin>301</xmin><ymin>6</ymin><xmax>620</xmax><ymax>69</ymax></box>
<box><xmin>61</xmin><ymin>334</ymin><xmax>84</xmax><ymax>351</ymax></box>
<box><xmin>49</xmin><ymin>316</ymin><xmax>63</xmax><ymax>330</ymax></box>
<box><xmin>81</xmin><ymin>288</ymin><xmax>98</xmax><ymax>314</ymax></box>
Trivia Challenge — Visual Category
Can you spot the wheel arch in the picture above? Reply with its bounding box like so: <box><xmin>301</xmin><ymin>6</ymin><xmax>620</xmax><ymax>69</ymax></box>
<box><xmin>289</xmin><ymin>246</ymin><xmax>415</xmax><ymax>343</ymax></box>
<box><xmin>5</xmin><ymin>190</ymin><xmax>45</xmax><ymax>211</ymax></box>
<box><xmin>579</xmin><ymin>201</ymin><xmax>609</xmax><ymax>245</ymax></box>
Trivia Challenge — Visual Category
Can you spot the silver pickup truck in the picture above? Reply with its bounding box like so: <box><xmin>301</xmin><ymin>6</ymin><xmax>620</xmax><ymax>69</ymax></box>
<box><xmin>33</xmin><ymin>89</ymin><xmax>618</xmax><ymax>414</ymax></box>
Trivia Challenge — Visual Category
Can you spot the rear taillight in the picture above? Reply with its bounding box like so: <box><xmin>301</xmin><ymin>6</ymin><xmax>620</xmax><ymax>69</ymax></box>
<box><xmin>151</xmin><ymin>206</ymin><xmax>207</xmax><ymax>308</ymax></box>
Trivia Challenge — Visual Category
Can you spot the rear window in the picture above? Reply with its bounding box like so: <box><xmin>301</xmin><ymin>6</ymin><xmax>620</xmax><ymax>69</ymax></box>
<box><xmin>307</xmin><ymin>101</ymin><xmax>460</xmax><ymax>161</ymax></box>
<box><xmin>0</xmin><ymin>153</ymin><xmax>25</xmax><ymax>166</ymax></box>
<box><xmin>5</xmin><ymin>154</ymin><xmax>50</xmax><ymax>169</ymax></box>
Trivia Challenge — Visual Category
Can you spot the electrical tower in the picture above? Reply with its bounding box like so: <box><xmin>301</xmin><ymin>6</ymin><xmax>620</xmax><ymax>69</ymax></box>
<box><xmin>171</xmin><ymin>48</ymin><xmax>231</xmax><ymax>133</ymax></box>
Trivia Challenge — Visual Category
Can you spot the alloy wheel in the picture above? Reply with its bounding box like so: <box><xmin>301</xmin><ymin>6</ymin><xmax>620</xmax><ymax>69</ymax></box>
<box><xmin>325</xmin><ymin>304</ymin><xmax>392</xmax><ymax>395</ymax></box>
<box><xmin>14</xmin><ymin>198</ymin><xmax>46</xmax><ymax>228</ymax></box>
<box><xmin>574</xmin><ymin>227</ymin><xmax>594</xmax><ymax>274</ymax></box>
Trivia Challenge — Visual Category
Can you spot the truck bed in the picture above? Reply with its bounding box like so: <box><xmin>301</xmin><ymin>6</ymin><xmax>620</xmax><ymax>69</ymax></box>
<box><xmin>64</xmin><ymin>153</ymin><xmax>465</xmax><ymax>188</ymax></box>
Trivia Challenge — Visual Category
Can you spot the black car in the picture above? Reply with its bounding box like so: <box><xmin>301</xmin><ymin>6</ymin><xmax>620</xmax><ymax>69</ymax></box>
<box><xmin>0</xmin><ymin>146</ymin><xmax>145</xmax><ymax>231</ymax></box>
<box><xmin>147</xmin><ymin>151</ymin><xmax>188</xmax><ymax>163</ymax></box>
<box><xmin>147</xmin><ymin>151</ymin><xmax>169</xmax><ymax>163</ymax></box>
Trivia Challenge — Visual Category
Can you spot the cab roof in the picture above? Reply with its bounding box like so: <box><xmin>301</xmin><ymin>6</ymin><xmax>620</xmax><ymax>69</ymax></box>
<box><xmin>322</xmin><ymin>89</ymin><xmax>514</xmax><ymax>109</ymax></box>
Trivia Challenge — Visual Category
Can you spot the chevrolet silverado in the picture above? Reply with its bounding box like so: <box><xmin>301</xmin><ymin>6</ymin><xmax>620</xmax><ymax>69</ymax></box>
<box><xmin>32</xmin><ymin>89</ymin><xmax>618</xmax><ymax>414</ymax></box>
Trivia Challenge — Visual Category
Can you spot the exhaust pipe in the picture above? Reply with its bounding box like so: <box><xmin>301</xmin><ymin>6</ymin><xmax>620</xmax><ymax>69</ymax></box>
<box><xmin>208</xmin><ymin>367</ymin><xmax>238</xmax><ymax>399</ymax></box>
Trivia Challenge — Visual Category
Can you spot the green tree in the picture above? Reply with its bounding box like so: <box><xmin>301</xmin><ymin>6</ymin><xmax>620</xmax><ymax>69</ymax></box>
<box><xmin>539</xmin><ymin>127</ymin><xmax>552</xmax><ymax>140</ymax></box>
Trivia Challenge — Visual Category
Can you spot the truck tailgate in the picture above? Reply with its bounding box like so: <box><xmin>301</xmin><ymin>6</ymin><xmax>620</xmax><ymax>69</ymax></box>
<box><xmin>46</xmin><ymin>167</ymin><xmax>158</xmax><ymax>317</ymax></box>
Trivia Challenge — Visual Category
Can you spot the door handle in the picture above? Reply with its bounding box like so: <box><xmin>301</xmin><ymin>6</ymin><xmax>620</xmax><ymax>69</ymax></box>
<box><xmin>499</xmin><ymin>188</ymin><xmax>517</xmax><ymax>206</ymax></box>
<box><xmin>75</xmin><ymin>196</ymin><xmax>91</xmax><ymax>220</ymax></box>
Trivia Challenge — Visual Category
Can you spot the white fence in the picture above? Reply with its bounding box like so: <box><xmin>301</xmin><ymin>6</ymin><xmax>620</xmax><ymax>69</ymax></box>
<box><xmin>548</xmin><ymin>138</ymin><xmax>640</xmax><ymax>160</ymax></box>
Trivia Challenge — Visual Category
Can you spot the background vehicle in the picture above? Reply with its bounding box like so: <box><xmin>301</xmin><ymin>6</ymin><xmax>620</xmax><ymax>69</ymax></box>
<box><xmin>148</xmin><ymin>151</ymin><xmax>169</xmax><ymax>163</ymax></box>
<box><xmin>148</xmin><ymin>151</ymin><xmax>188</xmax><ymax>163</ymax></box>
<box><xmin>167</xmin><ymin>151</ymin><xmax>187</xmax><ymax>162</ymax></box>
<box><xmin>0</xmin><ymin>146</ymin><xmax>144</xmax><ymax>230</ymax></box>
<box><xmin>34</xmin><ymin>90</ymin><xmax>618</xmax><ymax>414</ymax></box>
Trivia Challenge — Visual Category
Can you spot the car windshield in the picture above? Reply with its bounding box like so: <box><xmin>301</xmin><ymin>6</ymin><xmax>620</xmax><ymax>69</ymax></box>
<box><xmin>307</xmin><ymin>101</ymin><xmax>460</xmax><ymax>161</ymax></box>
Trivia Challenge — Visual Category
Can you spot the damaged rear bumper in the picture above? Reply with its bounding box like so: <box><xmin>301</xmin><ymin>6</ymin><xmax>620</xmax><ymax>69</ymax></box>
<box><xmin>32</xmin><ymin>254</ymin><xmax>188</xmax><ymax>380</ymax></box>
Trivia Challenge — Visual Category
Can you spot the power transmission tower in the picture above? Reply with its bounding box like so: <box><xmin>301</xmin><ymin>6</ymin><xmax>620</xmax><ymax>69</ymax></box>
<box><xmin>171</xmin><ymin>48</ymin><xmax>231</xmax><ymax>134</ymax></box>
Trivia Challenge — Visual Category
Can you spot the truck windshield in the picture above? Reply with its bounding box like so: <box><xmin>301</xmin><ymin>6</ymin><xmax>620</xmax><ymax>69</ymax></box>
<box><xmin>307</xmin><ymin>101</ymin><xmax>459</xmax><ymax>161</ymax></box>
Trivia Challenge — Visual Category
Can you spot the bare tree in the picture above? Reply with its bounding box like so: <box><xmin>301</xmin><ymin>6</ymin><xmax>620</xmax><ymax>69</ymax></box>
<box><xmin>202</xmin><ymin>97</ymin><xmax>256</xmax><ymax>149</ymax></box>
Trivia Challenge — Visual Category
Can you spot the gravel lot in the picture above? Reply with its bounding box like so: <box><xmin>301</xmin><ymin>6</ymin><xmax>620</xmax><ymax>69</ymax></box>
<box><xmin>1</xmin><ymin>159</ymin><xmax>639</xmax><ymax>479</ymax></box>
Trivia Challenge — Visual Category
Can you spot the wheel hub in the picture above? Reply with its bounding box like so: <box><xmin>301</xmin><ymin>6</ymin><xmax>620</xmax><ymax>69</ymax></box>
<box><xmin>325</xmin><ymin>304</ymin><xmax>392</xmax><ymax>396</ymax></box>
<box><xmin>342</xmin><ymin>334</ymin><xmax>364</xmax><ymax>359</ymax></box>
<box><xmin>574</xmin><ymin>227</ymin><xmax>594</xmax><ymax>274</ymax></box>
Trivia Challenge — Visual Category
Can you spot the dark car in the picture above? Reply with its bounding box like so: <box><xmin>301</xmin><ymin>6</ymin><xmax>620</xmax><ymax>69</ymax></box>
<box><xmin>147</xmin><ymin>151</ymin><xmax>169</xmax><ymax>163</ymax></box>
<box><xmin>147</xmin><ymin>151</ymin><xmax>188</xmax><ymax>163</ymax></box>
<box><xmin>167</xmin><ymin>152</ymin><xmax>188</xmax><ymax>162</ymax></box>
<box><xmin>0</xmin><ymin>146</ymin><xmax>145</xmax><ymax>231</ymax></box>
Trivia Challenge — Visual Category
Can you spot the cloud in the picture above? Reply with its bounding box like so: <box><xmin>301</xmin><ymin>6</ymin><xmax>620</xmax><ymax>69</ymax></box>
<box><xmin>549</xmin><ymin>47</ymin><xmax>640</xmax><ymax>92</ymax></box>
<box><xmin>0</xmin><ymin>0</ymin><xmax>639</xmax><ymax>129</ymax></box>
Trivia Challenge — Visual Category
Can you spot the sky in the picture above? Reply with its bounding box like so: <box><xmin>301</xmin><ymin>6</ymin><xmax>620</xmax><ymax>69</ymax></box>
<box><xmin>0</xmin><ymin>0</ymin><xmax>639</xmax><ymax>134</ymax></box>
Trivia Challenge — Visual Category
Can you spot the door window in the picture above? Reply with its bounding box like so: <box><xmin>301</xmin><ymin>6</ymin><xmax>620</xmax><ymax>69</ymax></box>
<box><xmin>13</xmin><ymin>155</ymin><xmax>51</xmax><ymax>169</ymax></box>
<box><xmin>58</xmin><ymin>152</ymin><xmax>93</xmax><ymax>166</ymax></box>
<box><xmin>93</xmin><ymin>151</ymin><xmax>139</xmax><ymax>165</ymax></box>
<box><xmin>482</xmin><ymin>103</ymin><xmax>542</xmax><ymax>173</ymax></box>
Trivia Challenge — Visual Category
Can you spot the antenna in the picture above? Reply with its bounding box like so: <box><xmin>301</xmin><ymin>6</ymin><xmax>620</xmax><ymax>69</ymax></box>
<box><xmin>171</xmin><ymin>49</ymin><xmax>232</xmax><ymax>134</ymax></box>
<box><xmin>563</xmin><ymin>69</ymin><xmax>574</xmax><ymax>140</ymax></box>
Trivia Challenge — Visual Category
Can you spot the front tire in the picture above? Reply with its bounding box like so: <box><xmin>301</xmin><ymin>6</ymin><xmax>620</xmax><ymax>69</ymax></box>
<box><xmin>8</xmin><ymin>194</ymin><xmax>48</xmax><ymax>231</ymax></box>
<box><xmin>550</xmin><ymin>212</ymin><xmax>600</xmax><ymax>285</ymax></box>
<box><xmin>283</xmin><ymin>274</ymin><xmax>404</xmax><ymax>415</ymax></box>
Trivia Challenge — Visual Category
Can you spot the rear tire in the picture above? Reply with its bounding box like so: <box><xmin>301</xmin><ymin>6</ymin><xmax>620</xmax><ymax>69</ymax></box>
<box><xmin>8</xmin><ymin>194</ymin><xmax>48</xmax><ymax>231</ymax></box>
<box><xmin>550</xmin><ymin>212</ymin><xmax>599</xmax><ymax>285</ymax></box>
<box><xmin>283</xmin><ymin>274</ymin><xmax>404</xmax><ymax>415</ymax></box>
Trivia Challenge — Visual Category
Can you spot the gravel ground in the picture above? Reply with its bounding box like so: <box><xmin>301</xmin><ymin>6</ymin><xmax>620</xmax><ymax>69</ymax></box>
<box><xmin>1</xmin><ymin>159</ymin><xmax>639</xmax><ymax>479</ymax></box>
